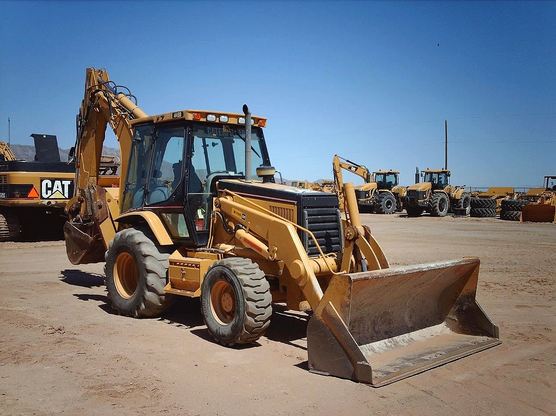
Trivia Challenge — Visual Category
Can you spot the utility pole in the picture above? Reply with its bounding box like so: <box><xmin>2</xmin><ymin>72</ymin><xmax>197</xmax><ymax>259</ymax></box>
<box><xmin>444</xmin><ymin>119</ymin><xmax>448</xmax><ymax>170</ymax></box>
<box><xmin>8</xmin><ymin>117</ymin><xmax>11</xmax><ymax>145</ymax></box>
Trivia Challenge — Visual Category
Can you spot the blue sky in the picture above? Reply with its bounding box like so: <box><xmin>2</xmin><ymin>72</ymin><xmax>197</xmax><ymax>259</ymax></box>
<box><xmin>1</xmin><ymin>1</ymin><xmax>554</xmax><ymax>187</ymax></box>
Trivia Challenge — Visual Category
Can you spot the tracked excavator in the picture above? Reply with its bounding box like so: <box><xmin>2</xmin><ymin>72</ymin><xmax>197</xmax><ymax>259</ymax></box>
<box><xmin>64</xmin><ymin>68</ymin><xmax>499</xmax><ymax>387</ymax></box>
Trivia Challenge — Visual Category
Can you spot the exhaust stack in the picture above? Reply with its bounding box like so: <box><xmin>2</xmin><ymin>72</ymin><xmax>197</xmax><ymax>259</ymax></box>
<box><xmin>243</xmin><ymin>104</ymin><xmax>251</xmax><ymax>180</ymax></box>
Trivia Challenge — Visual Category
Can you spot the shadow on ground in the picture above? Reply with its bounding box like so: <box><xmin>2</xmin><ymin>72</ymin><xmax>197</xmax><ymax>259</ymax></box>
<box><xmin>60</xmin><ymin>269</ymin><xmax>104</xmax><ymax>288</ymax></box>
<box><xmin>59</xmin><ymin>268</ymin><xmax>310</xmax><ymax>351</ymax></box>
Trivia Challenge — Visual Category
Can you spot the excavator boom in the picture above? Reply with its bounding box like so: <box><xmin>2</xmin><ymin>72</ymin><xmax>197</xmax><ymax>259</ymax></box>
<box><xmin>64</xmin><ymin>68</ymin><xmax>145</xmax><ymax>264</ymax></box>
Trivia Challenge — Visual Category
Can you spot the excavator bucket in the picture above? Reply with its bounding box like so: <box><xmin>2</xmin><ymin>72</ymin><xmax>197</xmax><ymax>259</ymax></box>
<box><xmin>307</xmin><ymin>258</ymin><xmax>500</xmax><ymax>387</ymax></box>
<box><xmin>63</xmin><ymin>221</ymin><xmax>107</xmax><ymax>265</ymax></box>
<box><xmin>521</xmin><ymin>204</ymin><xmax>556</xmax><ymax>223</ymax></box>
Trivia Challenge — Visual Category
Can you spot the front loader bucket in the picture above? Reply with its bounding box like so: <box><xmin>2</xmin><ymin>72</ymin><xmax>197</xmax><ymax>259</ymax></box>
<box><xmin>307</xmin><ymin>258</ymin><xmax>500</xmax><ymax>387</ymax></box>
<box><xmin>521</xmin><ymin>204</ymin><xmax>556</xmax><ymax>223</ymax></box>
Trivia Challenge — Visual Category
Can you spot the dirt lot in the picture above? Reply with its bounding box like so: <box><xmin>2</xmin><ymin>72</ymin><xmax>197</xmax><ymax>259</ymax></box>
<box><xmin>0</xmin><ymin>215</ymin><xmax>554</xmax><ymax>416</ymax></box>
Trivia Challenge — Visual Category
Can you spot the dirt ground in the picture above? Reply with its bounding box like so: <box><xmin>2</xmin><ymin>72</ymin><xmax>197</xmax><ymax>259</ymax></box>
<box><xmin>0</xmin><ymin>215</ymin><xmax>554</xmax><ymax>416</ymax></box>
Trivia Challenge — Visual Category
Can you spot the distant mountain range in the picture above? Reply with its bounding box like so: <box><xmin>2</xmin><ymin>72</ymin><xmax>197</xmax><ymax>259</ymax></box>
<box><xmin>11</xmin><ymin>144</ymin><xmax>119</xmax><ymax>162</ymax></box>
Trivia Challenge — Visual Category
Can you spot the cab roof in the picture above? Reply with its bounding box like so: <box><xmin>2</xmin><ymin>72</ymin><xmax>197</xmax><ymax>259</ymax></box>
<box><xmin>373</xmin><ymin>169</ymin><xmax>400</xmax><ymax>174</ymax></box>
<box><xmin>423</xmin><ymin>168</ymin><xmax>451</xmax><ymax>174</ymax></box>
<box><xmin>130</xmin><ymin>109</ymin><xmax>267</xmax><ymax>128</ymax></box>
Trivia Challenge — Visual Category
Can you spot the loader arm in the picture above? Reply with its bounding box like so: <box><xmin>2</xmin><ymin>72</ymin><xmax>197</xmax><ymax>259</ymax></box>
<box><xmin>214</xmin><ymin>183</ymin><xmax>499</xmax><ymax>386</ymax></box>
<box><xmin>214</xmin><ymin>185</ymin><xmax>389</xmax><ymax>311</ymax></box>
<box><xmin>64</xmin><ymin>68</ymin><xmax>148</xmax><ymax>264</ymax></box>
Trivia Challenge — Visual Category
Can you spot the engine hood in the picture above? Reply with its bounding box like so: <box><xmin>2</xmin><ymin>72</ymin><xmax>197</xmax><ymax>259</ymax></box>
<box><xmin>407</xmin><ymin>182</ymin><xmax>432</xmax><ymax>192</ymax></box>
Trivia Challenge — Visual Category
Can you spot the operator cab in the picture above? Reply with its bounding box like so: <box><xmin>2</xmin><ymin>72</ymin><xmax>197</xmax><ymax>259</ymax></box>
<box><xmin>423</xmin><ymin>169</ymin><xmax>450</xmax><ymax>190</ymax></box>
<box><xmin>545</xmin><ymin>175</ymin><xmax>556</xmax><ymax>191</ymax></box>
<box><xmin>374</xmin><ymin>170</ymin><xmax>399</xmax><ymax>190</ymax></box>
<box><xmin>121</xmin><ymin>110</ymin><xmax>271</xmax><ymax>247</ymax></box>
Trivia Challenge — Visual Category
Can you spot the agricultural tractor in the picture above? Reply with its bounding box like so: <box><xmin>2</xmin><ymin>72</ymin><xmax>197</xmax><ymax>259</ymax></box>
<box><xmin>404</xmin><ymin>169</ymin><xmax>471</xmax><ymax>217</ymax></box>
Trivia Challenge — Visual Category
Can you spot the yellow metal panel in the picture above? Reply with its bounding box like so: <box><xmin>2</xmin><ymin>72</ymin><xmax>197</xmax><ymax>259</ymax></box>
<box><xmin>167</xmin><ymin>250</ymin><xmax>218</xmax><ymax>297</ymax></box>
<box><xmin>114</xmin><ymin>211</ymin><xmax>173</xmax><ymax>246</ymax></box>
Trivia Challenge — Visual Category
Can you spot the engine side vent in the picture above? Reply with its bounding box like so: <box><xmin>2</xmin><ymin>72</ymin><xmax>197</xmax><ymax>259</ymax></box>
<box><xmin>302</xmin><ymin>207</ymin><xmax>342</xmax><ymax>256</ymax></box>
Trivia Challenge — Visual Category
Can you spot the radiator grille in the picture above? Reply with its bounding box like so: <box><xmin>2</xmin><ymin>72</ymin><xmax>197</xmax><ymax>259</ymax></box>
<box><xmin>302</xmin><ymin>207</ymin><xmax>342</xmax><ymax>255</ymax></box>
<box><xmin>0</xmin><ymin>175</ymin><xmax>6</xmax><ymax>184</ymax></box>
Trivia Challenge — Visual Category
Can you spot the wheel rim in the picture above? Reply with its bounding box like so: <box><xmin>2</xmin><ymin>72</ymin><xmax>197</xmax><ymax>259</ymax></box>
<box><xmin>210</xmin><ymin>279</ymin><xmax>236</xmax><ymax>325</ymax></box>
<box><xmin>439</xmin><ymin>198</ymin><xmax>447</xmax><ymax>212</ymax></box>
<box><xmin>385</xmin><ymin>200</ymin><xmax>393</xmax><ymax>210</ymax></box>
<box><xmin>114</xmin><ymin>251</ymin><xmax>139</xmax><ymax>299</ymax></box>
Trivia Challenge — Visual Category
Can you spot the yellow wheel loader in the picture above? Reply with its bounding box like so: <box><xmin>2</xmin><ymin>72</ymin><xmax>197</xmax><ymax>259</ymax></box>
<box><xmin>332</xmin><ymin>155</ymin><xmax>399</xmax><ymax>214</ymax></box>
<box><xmin>521</xmin><ymin>176</ymin><xmax>556</xmax><ymax>223</ymax></box>
<box><xmin>64</xmin><ymin>68</ymin><xmax>499</xmax><ymax>387</ymax></box>
<box><xmin>405</xmin><ymin>169</ymin><xmax>471</xmax><ymax>217</ymax></box>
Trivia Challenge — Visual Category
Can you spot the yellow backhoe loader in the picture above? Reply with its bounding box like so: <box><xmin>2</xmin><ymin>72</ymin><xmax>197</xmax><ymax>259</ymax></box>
<box><xmin>405</xmin><ymin>169</ymin><xmax>471</xmax><ymax>217</ymax></box>
<box><xmin>64</xmin><ymin>68</ymin><xmax>499</xmax><ymax>387</ymax></box>
<box><xmin>332</xmin><ymin>155</ymin><xmax>399</xmax><ymax>214</ymax></box>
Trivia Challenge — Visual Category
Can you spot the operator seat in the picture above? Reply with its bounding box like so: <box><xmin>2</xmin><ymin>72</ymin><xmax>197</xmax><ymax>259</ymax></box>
<box><xmin>146</xmin><ymin>169</ymin><xmax>169</xmax><ymax>204</ymax></box>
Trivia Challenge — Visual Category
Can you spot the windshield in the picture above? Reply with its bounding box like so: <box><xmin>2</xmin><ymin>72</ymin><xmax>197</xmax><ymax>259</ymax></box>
<box><xmin>375</xmin><ymin>173</ymin><xmax>398</xmax><ymax>189</ymax></box>
<box><xmin>189</xmin><ymin>124</ymin><xmax>268</xmax><ymax>190</ymax></box>
<box><xmin>548</xmin><ymin>177</ymin><xmax>556</xmax><ymax>190</ymax></box>
<box><xmin>186</xmin><ymin>123</ymin><xmax>270</xmax><ymax>235</ymax></box>
<box><xmin>424</xmin><ymin>172</ymin><xmax>449</xmax><ymax>188</ymax></box>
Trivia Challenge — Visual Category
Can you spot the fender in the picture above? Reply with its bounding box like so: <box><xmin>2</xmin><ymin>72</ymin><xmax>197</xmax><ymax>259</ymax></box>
<box><xmin>377</xmin><ymin>189</ymin><xmax>395</xmax><ymax>196</ymax></box>
<box><xmin>114</xmin><ymin>211</ymin><xmax>174</xmax><ymax>246</ymax></box>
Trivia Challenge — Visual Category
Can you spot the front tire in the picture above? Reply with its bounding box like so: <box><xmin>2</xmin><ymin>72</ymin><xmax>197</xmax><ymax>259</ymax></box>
<box><xmin>105</xmin><ymin>228</ymin><xmax>172</xmax><ymax>318</ymax></box>
<box><xmin>430</xmin><ymin>193</ymin><xmax>449</xmax><ymax>217</ymax></box>
<box><xmin>374</xmin><ymin>193</ymin><xmax>397</xmax><ymax>214</ymax></box>
<box><xmin>201</xmin><ymin>257</ymin><xmax>272</xmax><ymax>346</ymax></box>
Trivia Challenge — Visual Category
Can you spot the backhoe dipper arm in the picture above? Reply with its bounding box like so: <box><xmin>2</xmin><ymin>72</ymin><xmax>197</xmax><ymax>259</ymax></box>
<box><xmin>64</xmin><ymin>68</ymin><xmax>147</xmax><ymax>265</ymax></box>
<box><xmin>73</xmin><ymin>68</ymin><xmax>146</xmax><ymax>204</ymax></box>
<box><xmin>332</xmin><ymin>154</ymin><xmax>372</xmax><ymax>212</ymax></box>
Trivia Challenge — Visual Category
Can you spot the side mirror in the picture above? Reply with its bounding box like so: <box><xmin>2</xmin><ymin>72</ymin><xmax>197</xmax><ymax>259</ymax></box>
<box><xmin>68</xmin><ymin>146</ymin><xmax>75</xmax><ymax>163</ymax></box>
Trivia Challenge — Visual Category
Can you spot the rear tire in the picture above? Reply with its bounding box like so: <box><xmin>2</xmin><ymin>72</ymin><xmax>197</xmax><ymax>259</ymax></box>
<box><xmin>500</xmin><ymin>210</ymin><xmax>521</xmax><ymax>221</ymax></box>
<box><xmin>105</xmin><ymin>228</ymin><xmax>172</xmax><ymax>318</ymax></box>
<box><xmin>0</xmin><ymin>209</ymin><xmax>21</xmax><ymax>241</ymax></box>
<box><xmin>374</xmin><ymin>193</ymin><xmax>397</xmax><ymax>214</ymax></box>
<box><xmin>430</xmin><ymin>193</ymin><xmax>449</xmax><ymax>217</ymax></box>
<box><xmin>470</xmin><ymin>207</ymin><xmax>496</xmax><ymax>218</ymax></box>
<box><xmin>455</xmin><ymin>194</ymin><xmax>471</xmax><ymax>216</ymax></box>
<box><xmin>501</xmin><ymin>199</ymin><xmax>528</xmax><ymax>212</ymax></box>
<box><xmin>471</xmin><ymin>197</ymin><xmax>497</xmax><ymax>209</ymax></box>
<box><xmin>201</xmin><ymin>257</ymin><xmax>272</xmax><ymax>346</ymax></box>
